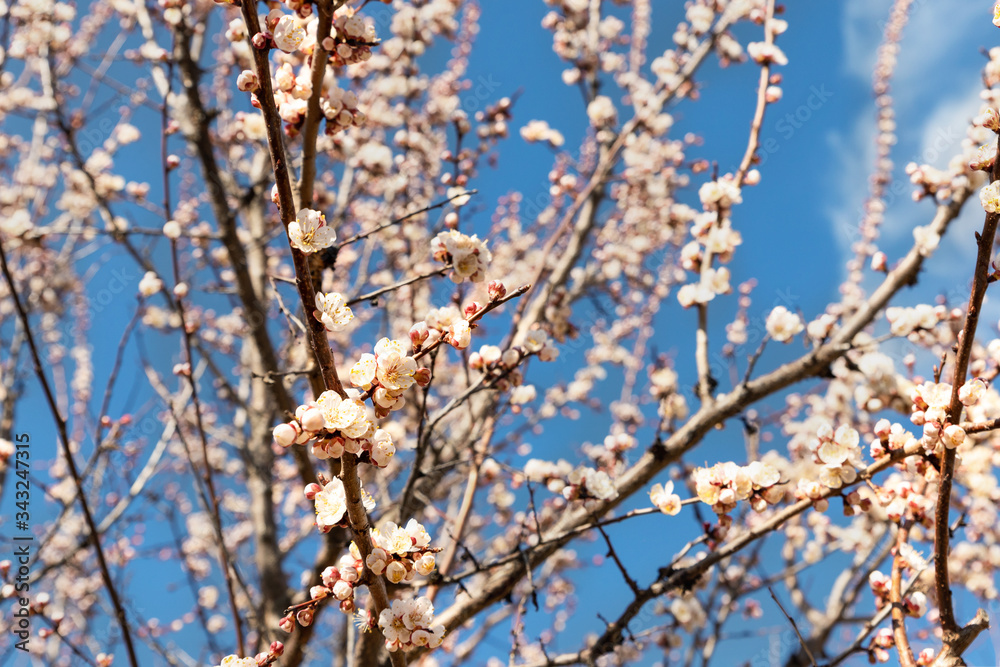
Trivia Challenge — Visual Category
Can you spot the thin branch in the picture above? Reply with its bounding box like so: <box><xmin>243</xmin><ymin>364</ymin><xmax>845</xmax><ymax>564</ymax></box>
<box><xmin>768</xmin><ymin>587</ymin><xmax>817</xmax><ymax>667</ymax></box>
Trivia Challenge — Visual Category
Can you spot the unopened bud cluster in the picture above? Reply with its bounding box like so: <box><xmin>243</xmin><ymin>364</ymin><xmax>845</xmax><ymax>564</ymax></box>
<box><xmin>274</xmin><ymin>391</ymin><xmax>395</xmax><ymax>467</ymax></box>
<box><xmin>694</xmin><ymin>460</ymin><xmax>782</xmax><ymax>515</ymax></box>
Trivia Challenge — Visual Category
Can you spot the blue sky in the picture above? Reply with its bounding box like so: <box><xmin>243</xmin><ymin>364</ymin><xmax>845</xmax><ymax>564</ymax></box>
<box><xmin>5</xmin><ymin>1</ymin><xmax>1000</xmax><ymax>666</ymax></box>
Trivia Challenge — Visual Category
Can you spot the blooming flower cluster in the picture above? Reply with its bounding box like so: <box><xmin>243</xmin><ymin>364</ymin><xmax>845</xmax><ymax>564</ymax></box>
<box><xmin>215</xmin><ymin>656</ymin><xmax>257</xmax><ymax>667</ymax></box>
<box><xmin>564</xmin><ymin>466</ymin><xmax>618</xmax><ymax>501</ymax></box>
<box><xmin>365</xmin><ymin>520</ymin><xmax>437</xmax><ymax>584</ymax></box>
<box><xmin>520</xmin><ymin>119</ymin><xmax>565</xmax><ymax>147</ymax></box>
<box><xmin>676</xmin><ymin>185</ymin><xmax>744</xmax><ymax>308</ymax></box>
<box><xmin>351</xmin><ymin>337</ymin><xmax>427</xmax><ymax>417</ymax></box>
<box><xmin>808</xmin><ymin>424</ymin><xmax>863</xmax><ymax>489</ymax></box>
<box><xmin>868</xmin><ymin>570</ymin><xmax>927</xmax><ymax>617</ymax></box>
<box><xmin>326</xmin><ymin>8</ymin><xmax>378</xmax><ymax>67</ymax></box>
<box><xmin>412</xmin><ymin>304</ymin><xmax>472</xmax><ymax>350</ymax></box>
<box><xmin>213</xmin><ymin>643</ymin><xmax>283</xmax><ymax>667</ymax></box>
<box><xmin>909</xmin><ymin>379</ymin><xmax>984</xmax><ymax>450</ymax></box>
<box><xmin>322</xmin><ymin>86</ymin><xmax>364</xmax><ymax>134</ymax></box>
<box><xmin>288</xmin><ymin>208</ymin><xmax>336</xmax><ymax>253</ymax></box>
<box><xmin>522</xmin><ymin>459</ymin><xmax>616</xmax><ymax>500</ymax></box>
<box><xmin>649</xmin><ymin>364</ymin><xmax>689</xmax><ymax>422</ymax></box>
<box><xmin>694</xmin><ymin>461</ymin><xmax>782</xmax><ymax>514</ymax></box>
<box><xmin>378</xmin><ymin>597</ymin><xmax>446</xmax><ymax>652</ymax></box>
<box><xmin>697</xmin><ymin>177</ymin><xmax>742</xmax><ymax>211</ymax></box>
<box><xmin>885</xmin><ymin>303</ymin><xmax>945</xmax><ymax>337</ymax></box>
<box><xmin>272</xmin><ymin>390</ymin><xmax>396</xmax><ymax>466</ymax></box>
<box><xmin>431</xmin><ymin>229</ymin><xmax>492</xmax><ymax>283</ymax></box>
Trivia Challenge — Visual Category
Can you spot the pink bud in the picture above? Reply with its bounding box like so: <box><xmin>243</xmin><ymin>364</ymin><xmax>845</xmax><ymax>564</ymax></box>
<box><xmin>321</xmin><ymin>565</ymin><xmax>340</xmax><ymax>586</ymax></box>
<box><xmin>488</xmin><ymin>280</ymin><xmax>507</xmax><ymax>301</ymax></box>
<box><xmin>303</xmin><ymin>482</ymin><xmax>322</xmax><ymax>499</ymax></box>
<box><xmin>278</xmin><ymin>615</ymin><xmax>294</xmax><ymax>633</ymax></box>
<box><xmin>468</xmin><ymin>352</ymin><xmax>483</xmax><ymax>371</ymax></box>
<box><xmin>252</xmin><ymin>32</ymin><xmax>271</xmax><ymax>50</ymax></box>
<box><xmin>165</xmin><ymin>154</ymin><xmax>180</xmax><ymax>170</ymax></box>
<box><xmin>464</xmin><ymin>301</ymin><xmax>482</xmax><ymax>318</ymax></box>
<box><xmin>339</xmin><ymin>598</ymin><xmax>355</xmax><ymax>613</ymax></box>
<box><xmin>295</xmin><ymin>608</ymin><xmax>314</xmax><ymax>626</ymax></box>
<box><xmin>309</xmin><ymin>585</ymin><xmax>330</xmax><ymax>600</ymax></box>
<box><xmin>414</xmin><ymin>367</ymin><xmax>432</xmax><ymax>387</ymax></box>
<box><xmin>270</xmin><ymin>641</ymin><xmax>284</xmax><ymax>656</ymax></box>
<box><xmin>870</xmin><ymin>251</ymin><xmax>887</xmax><ymax>272</ymax></box>
<box><xmin>409</xmin><ymin>321</ymin><xmax>429</xmax><ymax>346</ymax></box>
<box><xmin>265</xmin><ymin>9</ymin><xmax>282</xmax><ymax>30</ymax></box>
<box><xmin>237</xmin><ymin>70</ymin><xmax>259</xmax><ymax>92</ymax></box>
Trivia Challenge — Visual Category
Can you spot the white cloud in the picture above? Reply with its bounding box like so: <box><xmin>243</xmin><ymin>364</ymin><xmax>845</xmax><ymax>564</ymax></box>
<box><xmin>828</xmin><ymin>0</ymin><xmax>989</xmax><ymax>275</ymax></box>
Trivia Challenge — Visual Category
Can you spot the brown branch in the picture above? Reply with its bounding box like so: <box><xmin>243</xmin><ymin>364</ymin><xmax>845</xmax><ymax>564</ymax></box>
<box><xmin>333</xmin><ymin>189</ymin><xmax>479</xmax><ymax>249</ymax></box>
<box><xmin>934</xmin><ymin>131</ymin><xmax>1000</xmax><ymax>640</ymax></box>
<box><xmin>890</xmin><ymin>525</ymin><xmax>917</xmax><ymax>667</ymax></box>
<box><xmin>237</xmin><ymin>7</ymin><xmax>402</xmax><ymax>665</ymax></box>
<box><xmin>768</xmin><ymin>587</ymin><xmax>817</xmax><ymax>667</ymax></box>
<box><xmin>295</xmin><ymin>0</ymin><xmax>334</xmax><ymax>211</ymax></box>
<box><xmin>428</xmin><ymin>181</ymin><xmax>971</xmax><ymax>646</ymax></box>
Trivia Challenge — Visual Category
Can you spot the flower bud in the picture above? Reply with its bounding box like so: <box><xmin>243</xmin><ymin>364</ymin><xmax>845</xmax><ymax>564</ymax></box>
<box><xmin>251</xmin><ymin>31</ymin><xmax>271</xmax><ymax>50</ymax></box>
<box><xmin>273</xmin><ymin>422</ymin><xmax>299</xmax><ymax>447</ymax></box>
<box><xmin>414</xmin><ymin>367</ymin><xmax>432</xmax><ymax>387</ymax></box>
<box><xmin>303</xmin><ymin>482</ymin><xmax>322</xmax><ymax>500</ymax></box>
<box><xmin>270</xmin><ymin>641</ymin><xmax>284</xmax><ymax>657</ymax></box>
<box><xmin>295</xmin><ymin>608</ymin><xmax>314</xmax><ymax>626</ymax></box>
<box><xmin>464</xmin><ymin>301</ymin><xmax>482</xmax><ymax>318</ymax></box>
<box><xmin>162</xmin><ymin>220</ymin><xmax>181</xmax><ymax>239</ymax></box>
<box><xmin>332</xmin><ymin>580</ymin><xmax>353</xmax><ymax>600</ymax></box>
<box><xmin>409</xmin><ymin>321</ymin><xmax>429</xmax><ymax>346</ymax></box>
<box><xmin>236</xmin><ymin>70</ymin><xmax>259</xmax><ymax>92</ymax></box>
<box><xmin>317</xmin><ymin>567</ymin><xmax>338</xmax><ymax>589</ymax></box>
<box><xmin>300</xmin><ymin>407</ymin><xmax>326</xmax><ymax>432</ymax></box>
<box><xmin>870</xmin><ymin>251</ymin><xmax>888</xmax><ymax>272</ymax></box>
<box><xmin>468</xmin><ymin>352</ymin><xmax>484</xmax><ymax>371</ymax></box>
<box><xmin>278</xmin><ymin>615</ymin><xmax>294</xmax><ymax>633</ymax></box>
